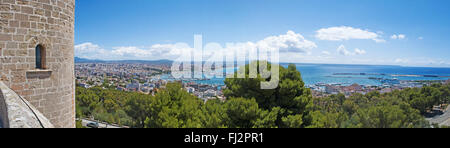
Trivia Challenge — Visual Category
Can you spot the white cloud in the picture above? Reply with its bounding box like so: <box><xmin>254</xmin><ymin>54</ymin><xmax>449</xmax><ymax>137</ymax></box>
<box><xmin>418</xmin><ymin>37</ymin><xmax>424</xmax><ymax>40</ymax></box>
<box><xmin>393</xmin><ymin>58</ymin><xmax>450</xmax><ymax>67</ymax></box>
<box><xmin>75</xmin><ymin>31</ymin><xmax>317</xmax><ymax>61</ymax></box>
<box><xmin>316</xmin><ymin>26</ymin><xmax>385</xmax><ymax>43</ymax></box>
<box><xmin>109</xmin><ymin>43</ymin><xmax>192</xmax><ymax>60</ymax></box>
<box><xmin>74</xmin><ymin>42</ymin><xmax>109</xmax><ymax>59</ymax></box>
<box><xmin>111</xmin><ymin>46</ymin><xmax>152</xmax><ymax>57</ymax></box>
<box><xmin>75</xmin><ymin>42</ymin><xmax>100</xmax><ymax>53</ymax></box>
<box><xmin>74</xmin><ymin>42</ymin><xmax>191</xmax><ymax>60</ymax></box>
<box><xmin>337</xmin><ymin>45</ymin><xmax>352</xmax><ymax>56</ymax></box>
<box><xmin>256</xmin><ymin>30</ymin><xmax>317</xmax><ymax>53</ymax></box>
<box><xmin>391</xmin><ymin>34</ymin><xmax>406</xmax><ymax>40</ymax></box>
<box><xmin>354</xmin><ymin>48</ymin><xmax>366</xmax><ymax>55</ymax></box>
<box><xmin>217</xmin><ymin>30</ymin><xmax>317</xmax><ymax>61</ymax></box>
<box><xmin>321</xmin><ymin>51</ymin><xmax>331</xmax><ymax>55</ymax></box>
<box><xmin>337</xmin><ymin>45</ymin><xmax>366</xmax><ymax>56</ymax></box>
<box><xmin>390</xmin><ymin>35</ymin><xmax>397</xmax><ymax>39</ymax></box>
<box><xmin>395</xmin><ymin>58</ymin><xmax>408</xmax><ymax>63</ymax></box>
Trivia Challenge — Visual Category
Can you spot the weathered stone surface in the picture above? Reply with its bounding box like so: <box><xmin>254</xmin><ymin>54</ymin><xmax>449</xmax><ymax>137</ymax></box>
<box><xmin>0</xmin><ymin>81</ymin><xmax>54</xmax><ymax>128</ymax></box>
<box><xmin>0</xmin><ymin>0</ymin><xmax>75</xmax><ymax>128</ymax></box>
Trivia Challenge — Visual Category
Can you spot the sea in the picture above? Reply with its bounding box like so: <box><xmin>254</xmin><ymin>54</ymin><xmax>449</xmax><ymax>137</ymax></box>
<box><xmin>159</xmin><ymin>63</ymin><xmax>450</xmax><ymax>87</ymax></box>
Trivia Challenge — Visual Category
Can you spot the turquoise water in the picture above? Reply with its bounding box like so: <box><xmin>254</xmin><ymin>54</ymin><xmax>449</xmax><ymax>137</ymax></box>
<box><xmin>289</xmin><ymin>64</ymin><xmax>450</xmax><ymax>86</ymax></box>
<box><xmin>162</xmin><ymin>64</ymin><xmax>450</xmax><ymax>86</ymax></box>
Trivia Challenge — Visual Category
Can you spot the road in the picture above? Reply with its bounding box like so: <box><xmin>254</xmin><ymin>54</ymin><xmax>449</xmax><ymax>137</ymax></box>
<box><xmin>427</xmin><ymin>105</ymin><xmax>450</xmax><ymax>127</ymax></box>
<box><xmin>80</xmin><ymin>119</ymin><xmax>124</xmax><ymax>128</ymax></box>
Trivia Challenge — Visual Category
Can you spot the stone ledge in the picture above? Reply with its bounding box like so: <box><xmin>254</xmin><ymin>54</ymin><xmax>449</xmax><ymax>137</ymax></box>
<box><xmin>0</xmin><ymin>81</ymin><xmax>54</xmax><ymax>128</ymax></box>
<box><xmin>26</xmin><ymin>69</ymin><xmax>53</xmax><ymax>73</ymax></box>
<box><xmin>26</xmin><ymin>69</ymin><xmax>53</xmax><ymax>79</ymax></box>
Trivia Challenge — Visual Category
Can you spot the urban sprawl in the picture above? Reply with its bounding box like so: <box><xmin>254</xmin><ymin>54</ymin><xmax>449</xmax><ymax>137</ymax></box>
<box><xmin>76</xmin><ymin>63</ymin><xmax>450</xmax><ymax>101</ymax></box>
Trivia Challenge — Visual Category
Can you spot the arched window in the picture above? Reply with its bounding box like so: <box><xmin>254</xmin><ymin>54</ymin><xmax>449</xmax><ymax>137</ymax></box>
<box><xmin>35</xmin><ymin>45</ymin><xmax>46</xmax><ymax>69</ymax></box>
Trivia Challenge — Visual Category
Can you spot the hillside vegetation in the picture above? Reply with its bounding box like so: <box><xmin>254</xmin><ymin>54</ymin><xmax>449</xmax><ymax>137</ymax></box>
<box><xmin>76</xmin><ymin>62</ymin><xmax>450</xmax><ymax>128</ymax></box>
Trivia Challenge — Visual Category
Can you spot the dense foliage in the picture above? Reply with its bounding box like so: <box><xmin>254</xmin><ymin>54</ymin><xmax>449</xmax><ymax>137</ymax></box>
<box><xmin>76</xmin><ymin>61</ymin><xmax>450</xmax><ymax>128</ymax></box>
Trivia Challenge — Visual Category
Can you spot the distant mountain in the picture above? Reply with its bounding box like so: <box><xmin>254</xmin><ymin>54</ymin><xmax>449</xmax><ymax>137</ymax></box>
<box><xmin>74</xmin><ymin>57</ymin><xmax>173</xmax><ymax>65</ymax></box>
<box><xmin>74</xmin><ymin>57</ymin><xmax>105</xmax><ymax>63</ymax></box>
<box><xmin>115</xmin><ymin>59</ymin><xmax>173</xmax><ymax>65</ymax></box>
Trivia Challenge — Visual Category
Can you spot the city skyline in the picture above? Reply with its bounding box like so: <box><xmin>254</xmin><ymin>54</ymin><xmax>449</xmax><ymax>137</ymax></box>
<box><xmin>74</xmin><ymin>0</ymin><xmax>450</xmax><ymax>67</ymax></box>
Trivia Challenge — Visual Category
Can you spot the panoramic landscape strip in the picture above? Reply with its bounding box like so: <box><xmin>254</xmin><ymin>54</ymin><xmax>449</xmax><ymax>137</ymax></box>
<box><xmin>1</xmin><ymin>0</ymin><xmax>449</xmax><ymax>134</ymax></box>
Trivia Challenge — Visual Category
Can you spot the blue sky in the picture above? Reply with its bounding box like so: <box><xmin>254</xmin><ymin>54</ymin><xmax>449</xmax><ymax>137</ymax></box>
<box><xmin>74</xmin><ymin>0</ymin><xmax>450</xmax><ymax>67</ymax></box>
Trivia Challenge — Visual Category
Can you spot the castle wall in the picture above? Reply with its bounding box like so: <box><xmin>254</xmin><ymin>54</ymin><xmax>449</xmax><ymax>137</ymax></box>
<box><xmin>0</xmin><ymin>0</ymin><xmax>75</xmax><ymax>128</ymax></box>
<box><xmin>0</xmin><ymin>81</ymin><xmax>54</xmax><ymax>128</ymax></box>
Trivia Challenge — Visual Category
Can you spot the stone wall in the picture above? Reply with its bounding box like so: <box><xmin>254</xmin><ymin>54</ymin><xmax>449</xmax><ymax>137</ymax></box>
<box><xmin>0</xmin><ymin>81</ymin><xmax>54</xmax><ymax>128</ymax></box>
<box><xmin>0</xmin><ymin>0</ymin><xmax>75</xmax><ymax>127</ymax></box>
<box><xmin>0</xmin><ymin>83</ymin><xmax>7</xmax><ymax>127</ymax></box>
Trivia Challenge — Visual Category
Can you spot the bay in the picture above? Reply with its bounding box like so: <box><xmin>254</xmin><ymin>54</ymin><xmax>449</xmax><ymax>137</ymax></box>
<box><xmin>161</xmin><ymin>63</ymin><xmax>450</xmax><ymax>87</ymax></box>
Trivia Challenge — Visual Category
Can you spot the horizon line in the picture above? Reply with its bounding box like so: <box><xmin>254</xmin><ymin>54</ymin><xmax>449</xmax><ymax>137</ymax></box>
<box><xmin>74</xmin><ymin>57</ymin><xmax>450</xmax><ymax>69</ymax></box>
